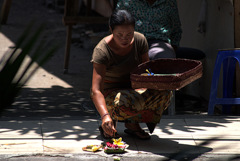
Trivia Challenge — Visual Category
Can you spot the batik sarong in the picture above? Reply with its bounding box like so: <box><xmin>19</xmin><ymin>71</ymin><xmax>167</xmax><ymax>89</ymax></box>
<box><xmin>104</xmin><ymin>88</ymin><xmax>172</xmax><ymax>124</ymax></box>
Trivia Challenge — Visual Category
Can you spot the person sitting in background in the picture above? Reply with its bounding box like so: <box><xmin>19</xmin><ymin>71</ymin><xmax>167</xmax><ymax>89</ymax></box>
<box><xmin>116</xmin><ymin>0</ymin><xmax>182</xmax><ymax>59</ymax></box>
<box><xmin>90</xmin><ymin>9</ymin><xmax>172</xmax><ymax>140</ymax></box>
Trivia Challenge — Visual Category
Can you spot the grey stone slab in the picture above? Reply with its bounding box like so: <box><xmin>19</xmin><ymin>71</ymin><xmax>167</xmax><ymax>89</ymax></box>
<box><xmin>184</xmin><ymin>118</ymin><xmax>237</xmax><ymax>127</ymax></box>
<box><xmin>41</xmin><ymin>120</ymin><xmax>100</xmax><ymax>140</ymax></box>
<box><xmin>42</xmin><ymin>139</ymin><xmax>103</xmax><ymax>154</ymax></box>
<box><xmin>42</xmin><ymin>119</ymin><xmax>101</xmax><ymax>153</ymax></box>
<box><xmin>134</xmin><ymin>135</ymin><xmax>204</xmax><ymax>155</ymax></box>
<box><xmin>194</xmin><ymin>139</ymin><xmax>240</xmax><ymax>154</ymax></box>
<box><xmin>0</xmin><ymin>140</ymin><xmax>43</xmax><ymax>154</ymax></box>
<box><xmin>0</xmin><ymin>121</ymin><xmax>42</xmax><ymax>138</ymax></box>
<box><xmin>0</xmin><ymin>121</ymin><xmax>43</xmax><ymax>154</ymax></box>
<box><xmin>187</xmin><ymin>124</ymin><xmax>240</xmax><ymax>136</ymax></box>
<box><xmin>159</xmin><ymin>118</ymin><xmax>187</xmax><ymax>126</ymax></box>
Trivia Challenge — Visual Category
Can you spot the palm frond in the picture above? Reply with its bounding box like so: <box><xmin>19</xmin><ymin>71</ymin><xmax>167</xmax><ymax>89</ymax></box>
<box><xmin>0</xmin><ymin>22</ymin><xmax>59</xmax><ymax>114</ymax></box>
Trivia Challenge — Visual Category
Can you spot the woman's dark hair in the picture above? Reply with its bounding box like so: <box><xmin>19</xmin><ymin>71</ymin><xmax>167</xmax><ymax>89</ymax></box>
<box><xmin>109</xmin><ymin>10</ymin><xmax>135</xmax><ymax>31</ymax></box>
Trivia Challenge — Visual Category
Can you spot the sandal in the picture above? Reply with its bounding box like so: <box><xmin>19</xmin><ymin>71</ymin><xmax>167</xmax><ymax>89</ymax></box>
<box><xmin>124</xmin><ymin>128</ymin><xmax>151</xmax><ymax>140</ymax></box>
<box><xmin>99</xmin><ymin>126</ymin><xmax>121</xmax><ymax>140</ymax></box>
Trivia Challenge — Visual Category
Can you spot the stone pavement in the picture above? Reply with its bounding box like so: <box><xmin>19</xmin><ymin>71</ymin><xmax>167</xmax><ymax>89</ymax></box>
<box><xmin>0</xmin><ymin>115</ymin><xmax>240</xmax><ymax>161</ymax></box>
<box><xmin>0</xmin><ymin>0</ymin><xmax>240</xmax><ymax>160</ymax></box>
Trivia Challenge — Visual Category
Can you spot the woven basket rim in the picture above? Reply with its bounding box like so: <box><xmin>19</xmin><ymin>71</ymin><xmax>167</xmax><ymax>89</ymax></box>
<box><xmin>130</xmin><ymin>58</ymin><xmax>202</xmax><ymax>82</ymax></box>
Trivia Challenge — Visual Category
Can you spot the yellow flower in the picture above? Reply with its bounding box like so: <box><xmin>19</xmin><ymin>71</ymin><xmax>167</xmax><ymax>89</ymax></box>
<box><xmin>112</xmin><ymin>137</ymin><xmax>124</xmax><ymax>146</ymax></box>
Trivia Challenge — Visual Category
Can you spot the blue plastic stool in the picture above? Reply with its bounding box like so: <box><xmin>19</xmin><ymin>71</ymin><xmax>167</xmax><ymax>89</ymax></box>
<box><xmin>208</xmin><ymin>49</ymin><xmax>240</xmax><ymax>115</ymax></box>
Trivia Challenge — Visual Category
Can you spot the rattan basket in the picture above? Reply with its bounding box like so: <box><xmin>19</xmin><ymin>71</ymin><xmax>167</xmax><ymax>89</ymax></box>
<box><xmin>130</xmin><ymin>58</ymin><xmax>203</xmax><ymax>90</ymax></box>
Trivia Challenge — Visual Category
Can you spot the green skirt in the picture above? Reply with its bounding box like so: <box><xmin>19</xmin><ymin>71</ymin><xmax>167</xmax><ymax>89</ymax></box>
<box><xmin>104</xmin><ymin>88</ymin><xmax>172</xmax><ymax>124</ymax></box>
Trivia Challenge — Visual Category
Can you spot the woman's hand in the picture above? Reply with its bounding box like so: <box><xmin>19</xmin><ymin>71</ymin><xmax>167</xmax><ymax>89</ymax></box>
<box><xmin>101</xmin><ymin>115</ymin><xmax>117</xmax><ymax>137</ymax></box>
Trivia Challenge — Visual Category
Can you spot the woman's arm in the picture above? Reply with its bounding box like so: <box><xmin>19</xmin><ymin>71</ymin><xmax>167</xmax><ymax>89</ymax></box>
<box><xmin>141</xmin><ymin>52</ymin><xmax>150</xmax><ymax>63</ymax></box>
<box><xmin>91</xmin><ymin>62</ymin><xmax>116</xmax><ymax>137</ymax></box>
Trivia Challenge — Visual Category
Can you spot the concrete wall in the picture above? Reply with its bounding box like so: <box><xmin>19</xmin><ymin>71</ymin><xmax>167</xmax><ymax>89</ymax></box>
<box><xmin>177</xmin><ymin>0</ymin><xmax>234</xmax><ymax>100</ymax></box>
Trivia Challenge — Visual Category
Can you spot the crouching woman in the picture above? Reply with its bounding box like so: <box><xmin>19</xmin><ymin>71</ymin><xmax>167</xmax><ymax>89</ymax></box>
<box><xmin>90</xmin><ymin>10</ymin><xmax>172</xmax><ymax>140</ymax></box>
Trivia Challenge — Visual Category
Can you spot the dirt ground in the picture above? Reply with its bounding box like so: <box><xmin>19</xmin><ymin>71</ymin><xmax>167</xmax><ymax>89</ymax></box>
<box><xmin>0</xmin><ymin>0</ymin><xmax>100</xmax><ymax>119</ymax></box>
<box><xmin>0</xmin><ymin>0</ymin><xmax>208</xmax><ymax>119</ymax></box>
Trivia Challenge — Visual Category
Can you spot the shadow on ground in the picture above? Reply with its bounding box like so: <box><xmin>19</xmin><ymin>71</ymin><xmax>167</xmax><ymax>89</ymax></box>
<box><xmin>1</xmin><ymin>86</ymin><xmax>97</xmax><ymax>120</ymax></box>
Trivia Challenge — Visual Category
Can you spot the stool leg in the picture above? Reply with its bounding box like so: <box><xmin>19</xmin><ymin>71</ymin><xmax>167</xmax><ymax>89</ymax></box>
<box><xmin>0</xmin><ymin>0</ymin><xmax>12</xmax><ymax>25</ymax></box>
<box><xmin>209</xmin><ymin>49</ymin><xmax>240</xmax><ymax>115</ymax></box>
<box><xmin>63</xmin><ymin>25</ymin><xmax>72</xmax><ymax>74</ymax></box>
<box><xmin>208</xmin><ymin>54</ymin><xmax>223</xmax><ymax>115</ymax></box>
<box><xmin>222</xmin><ymin>58</ymin><xmax>236</xmax><ymax>114</ymax></box>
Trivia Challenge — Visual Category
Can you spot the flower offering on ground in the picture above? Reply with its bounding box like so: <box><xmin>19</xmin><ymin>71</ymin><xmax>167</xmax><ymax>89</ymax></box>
<box><xmin>104</xmin><ymin>137</ymin><xmax>128</xmax><ymax>154</ymax></box>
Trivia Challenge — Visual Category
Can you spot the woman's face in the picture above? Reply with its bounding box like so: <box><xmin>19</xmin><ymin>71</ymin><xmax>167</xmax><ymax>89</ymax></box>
<box><xmin>111</xmin><ymin>24</ymin><xmax>134</xmax><ymax>48</ymax></box>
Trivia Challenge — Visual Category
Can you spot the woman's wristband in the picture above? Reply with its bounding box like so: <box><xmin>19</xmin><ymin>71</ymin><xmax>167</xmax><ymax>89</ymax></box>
<box><xmin>101</xmin><ymin>113</ymin><xmax>110</xmax><ymax>120</ymax></box>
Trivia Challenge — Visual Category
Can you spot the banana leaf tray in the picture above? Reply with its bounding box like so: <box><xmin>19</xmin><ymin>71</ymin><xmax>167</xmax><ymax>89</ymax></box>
<box><xmin>130</xmin><ymin>58</ymin><xmax>203</xmax><ymax>90</ymax></box>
